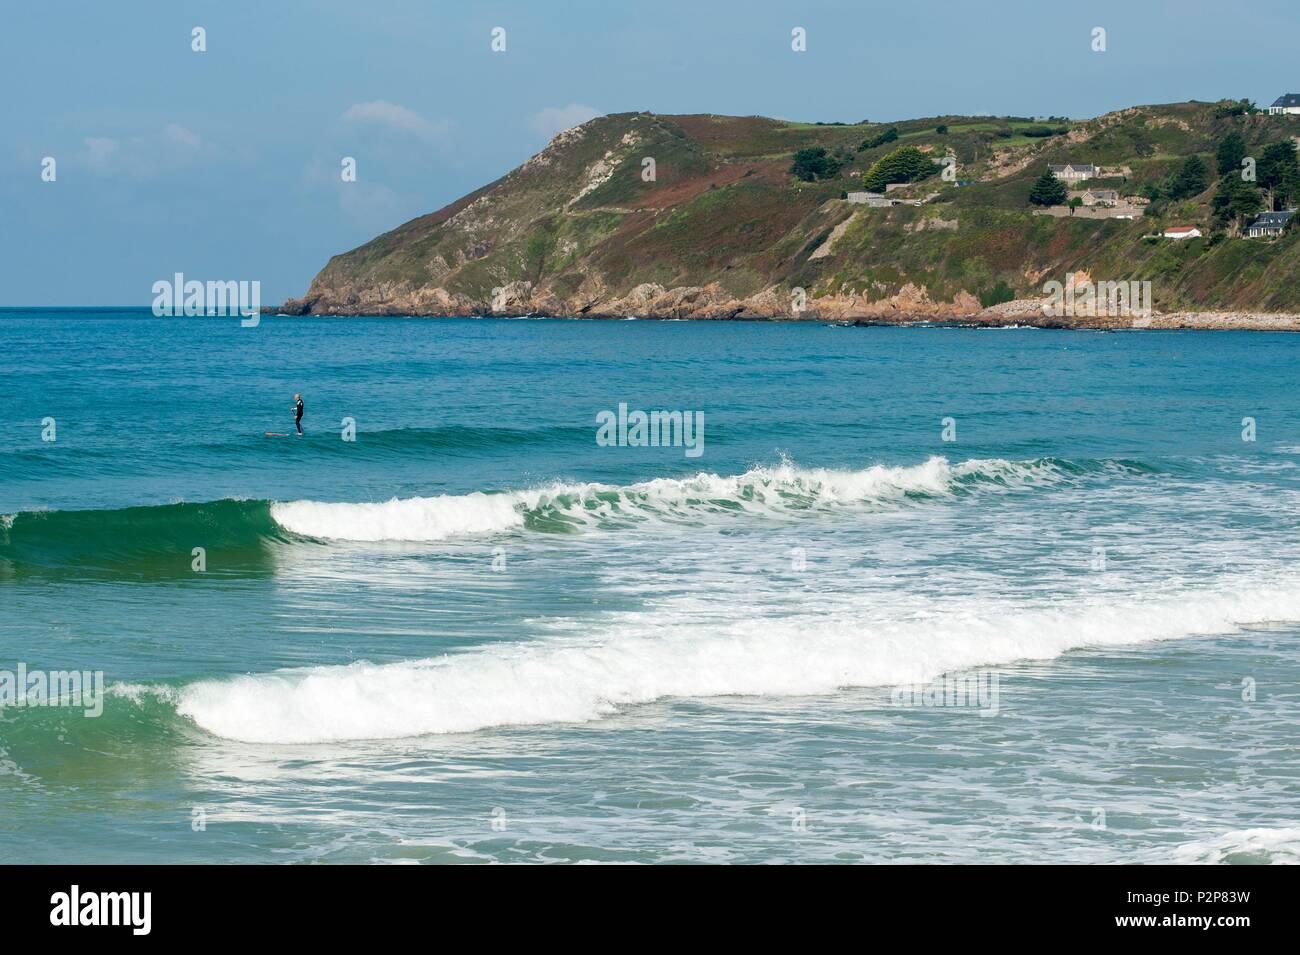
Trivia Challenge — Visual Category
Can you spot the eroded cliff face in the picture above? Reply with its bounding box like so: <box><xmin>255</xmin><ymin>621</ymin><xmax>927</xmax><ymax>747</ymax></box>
<box><xmin>282</xmin><ymin>278</ymin><xmax>984</xmax><ymax>321</ymax></box>
<box><xmin>282</xmin><ymin>105</ymin><xmax>1300</xmax><ymax>323</ymax></box>
<box><xmin>281</xmin><ymin>280</ymin><xmax>1300</xmax><ymax>330</ymax></box>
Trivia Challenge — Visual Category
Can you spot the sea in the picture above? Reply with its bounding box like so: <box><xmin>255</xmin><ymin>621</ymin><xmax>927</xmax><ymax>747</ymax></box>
<box><xmin>1</xmin><ymin>308</ymin><xmax>1298</xmax><ymax>863</ymax></box>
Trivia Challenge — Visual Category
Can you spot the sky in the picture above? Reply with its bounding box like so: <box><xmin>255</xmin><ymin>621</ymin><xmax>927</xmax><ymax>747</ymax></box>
<box><xmin>2</xmin><ymin>0</ymin><xmax>1298</xmax><ymax>305</ymax></box>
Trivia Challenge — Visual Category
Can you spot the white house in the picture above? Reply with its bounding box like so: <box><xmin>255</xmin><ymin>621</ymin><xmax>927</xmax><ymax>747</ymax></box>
<box><xmin>1163</xmin><ymin>226</ymin><xmax>1202</xmax><ymax>240</ymax></box>
<box><xmin>1071</xmin><ymin>189</ymin><xmax>1120</xmax><ymax>207</ymax></box>
<box><xmin>1050</xmin><ymin>163</ymin><xmax>1096</xmax><ymax>182</ymax></box>
<box><xmin>1267</xmin><ymin>94</ymin><xmax>1300</xmax><ymax>116</ymax></box>
<box><xmin>846</xmin><ymin>192</ymin><xmax>895</xmax><ymax>207</ymax></box>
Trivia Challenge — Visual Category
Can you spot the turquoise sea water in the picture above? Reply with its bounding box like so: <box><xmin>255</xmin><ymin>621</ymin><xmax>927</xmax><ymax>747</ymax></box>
<box><xmin>2</xmin><ymin>308</ymin><xmax>1298</xmax><ymax>864</ymax></box>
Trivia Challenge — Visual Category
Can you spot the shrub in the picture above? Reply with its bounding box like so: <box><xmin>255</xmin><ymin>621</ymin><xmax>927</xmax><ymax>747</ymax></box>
<box><xmin>857</xmin><ymin>127</ymin><xmax>899</xmax><ymax>152</ymax></box>
<box><xmin>1214</xmin><ymin>98</ymin><xmax>1257</xmax><ymax>117</ymax></box>
<box><xmin>978</xmin><ymin>280</ymin><xmax>1016</xmax><ymax>308</ymax></box>
<box><xmin>790</xmin><ymin>147</ymin><xmax>841</xmax><ymax>182</ymax></box>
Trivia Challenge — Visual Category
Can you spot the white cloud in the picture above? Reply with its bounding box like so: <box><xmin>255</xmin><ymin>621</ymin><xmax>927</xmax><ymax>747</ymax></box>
<box><xmin>83</xmin><ymin>137</ymin><xmax>119</xmax><ymax>171</ymax></box>
<box><xmin>529</xmin><ymin>104</ymin><xmax>600</xmax><ymax>141</ymax></box>
<box><xmin>340</xmin><ymin>100</ymin><xmax>448</xmax><ymax>143</ymax></box>
<box><xmin>163</xmin><ymin>124</ymin><xmax>201</xmax><ymax>149</ymax></box>
<box><xmin>298</xmin><ymin>157</ymin><xmax>336</xmax><ymax>190</ymax></box>
<box><xmin>79</xmin><ymin>124</ymin><xmax>205</xmax><ymax>177</ymax></box>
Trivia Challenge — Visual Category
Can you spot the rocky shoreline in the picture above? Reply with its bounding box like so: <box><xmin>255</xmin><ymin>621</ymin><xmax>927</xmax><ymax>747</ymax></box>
<box><xmin>273</xmin><ymin>281</ymin><xmax>1300</xmax><ymax>331</ymax></box>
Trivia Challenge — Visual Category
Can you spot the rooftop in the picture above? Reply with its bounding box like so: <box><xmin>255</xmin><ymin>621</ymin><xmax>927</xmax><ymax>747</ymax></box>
<box><xmin>1249</xmin><ymin>210</ymin><xmax>1294</xmax><ymax>225</ymax></box>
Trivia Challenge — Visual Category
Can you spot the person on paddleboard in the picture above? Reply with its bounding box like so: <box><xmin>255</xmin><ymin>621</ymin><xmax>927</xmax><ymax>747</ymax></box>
<box><xmin>294</xmin><ymin>393</ymin><xmax>304</xmax><ymax>436</ymax></box>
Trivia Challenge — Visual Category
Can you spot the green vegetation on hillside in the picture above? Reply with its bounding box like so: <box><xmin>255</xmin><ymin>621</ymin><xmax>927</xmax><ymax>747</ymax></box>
<box><xmin>1212</xmin><ymin>174</ymin><xmax>1265</xmax><ymax>233</ymax></box>
<box><xmin>290</xmin><ymin>100</ymin><xmax>1300</xmax><ymax>318</ymax></box>
<box><xmin>1214</xmin><ymin>98</ymin><xmax>1258</xmax><ymax>117</ymax></box>
<box><xmin>857</xmin><ymin>127</ymin><xmax>899</xmax><ymax>151</ymax></box>
<box><xmin>1167</xmin><ymin>155</ymin><xmax>1210</xmax><ymax>200</ymax></box>
<box><xmin>1027</xmin><ymin>168</ymin><xmax>1067</xmax><ymax>206</ymax></box>
<box><xmin>790</xmin><ymin>147</ymin><xmax>841</xmax><ymax>182</ymax></box>
<box><xmin>1258</xmin><ymin>141</ymin><xmax>1300</xmax><ymax>208</ymax></box>
<box><xmin>860</xmin><ymin>146</ymin><xmax>937</xmax><ymax>192</ymax></box>
<box><xmin>1216</xmin><ymin>131</ymin><xmax>1247</xmax><ymax>175</ymax></box>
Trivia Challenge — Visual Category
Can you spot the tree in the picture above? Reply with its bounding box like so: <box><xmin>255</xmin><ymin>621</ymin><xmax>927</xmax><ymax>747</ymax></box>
<box><xmin>1216</xmin><ymin>131</ymin><xmax>1247</xmax><ymax>176</ymax></box>
<box><xmin>1068</xmin><ymin>196</ymin><xmax>1083</xmax><ymax>215</ymax></box>
<box><xmin>790</xmin><ymin>147</ymin><xmax>841</xmax><ymax>182</ymax></box>
<box><xmin>857</xmin><ymin>126</ymin><xmax>899</xmax><ymax>152</ymax></box>
<box><xmin>935</xmin><ymin>124</ymin><xmax>948</xmax><ymax>135</ymax></box>
<box><xmin>1257</xmin><ymin>141</ymin><xmax>1300</xmax><ymax>208</ymax></box>
<box><xmin>1211</xmin><ymin>173</ymin><xmax>1264</xmax><ymax>234</ymax></box>
<box><xmin>1028</xmin><ymin>167</ymin><xmax>1067</xmax><ymax>206</ymax></box>
<box><xmin>859</xmin><ymin>146</ymin><xmax>937</xmax><ymax>192</ymax></box>
<box><xmin>1166</xmin><ymin>155</ymin><xmax>1209</xmax><ymax>200</ymax></box>
<box><xmin>1214</xmin><ymin>98</ymin><xmax>1257</xmax><ymax>117</ymax></box>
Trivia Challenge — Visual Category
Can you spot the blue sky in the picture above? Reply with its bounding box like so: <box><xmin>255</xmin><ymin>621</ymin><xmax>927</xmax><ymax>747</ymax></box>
<box><xmin>3</xmin><ymin>0</ymin><xmax>1297</xmax><ymax>305</ymax></box>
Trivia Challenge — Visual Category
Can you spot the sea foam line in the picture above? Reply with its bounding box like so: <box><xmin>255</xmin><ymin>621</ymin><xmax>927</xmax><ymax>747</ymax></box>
<box><xmin>173</xmin><ymin>578</ymin><xmax>1300</xmax><ymax>744</ymax></box>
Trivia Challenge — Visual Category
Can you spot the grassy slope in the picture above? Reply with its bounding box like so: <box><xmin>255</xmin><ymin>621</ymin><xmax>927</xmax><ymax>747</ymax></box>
<box><xmin>301</xmin><ymin>103</ymin><xmax>1300</xmax><ymax>313</ymax></box>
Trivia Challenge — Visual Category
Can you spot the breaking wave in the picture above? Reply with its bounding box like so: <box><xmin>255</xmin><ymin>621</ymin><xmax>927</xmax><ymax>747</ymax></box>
<box><xmin>267</xmin><ymin>456</ymin><xmax>1135</xmax><ymax>541</ymax></box>
<box><xmin>0</xmin><ymin>456</ymin><xmax>1153</xmax><ymax>566</ymax></box>
<box><xmin>173</xmin><ymin>578</ymin><xmax>1300</xmax><ymax>743</ymax></box>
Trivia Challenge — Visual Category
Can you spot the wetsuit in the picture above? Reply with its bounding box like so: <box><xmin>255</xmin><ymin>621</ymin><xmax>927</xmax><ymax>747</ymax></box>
<box><xmin>295</xmin><ymin>398</ymin><xmax>304</xmax><ymax>434</ymax></box>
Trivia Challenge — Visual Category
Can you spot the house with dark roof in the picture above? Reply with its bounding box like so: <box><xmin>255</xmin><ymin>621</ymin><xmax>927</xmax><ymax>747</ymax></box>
<box><xmin>1268</xmin><ymin>94</ymin><xmax>1300</xmax><ymax>116</ymax></box>
<box><xmin>1246</xmin><ymin>210</ymin><xmax>1294</xmax><ymax>237</ymax></box>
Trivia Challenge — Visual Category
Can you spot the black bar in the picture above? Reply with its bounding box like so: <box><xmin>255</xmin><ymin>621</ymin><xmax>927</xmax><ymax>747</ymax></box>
<box><xmin>6</xmin><ymin>865</ymin><xmax>1287</xmax><ymax>940</ymax></box>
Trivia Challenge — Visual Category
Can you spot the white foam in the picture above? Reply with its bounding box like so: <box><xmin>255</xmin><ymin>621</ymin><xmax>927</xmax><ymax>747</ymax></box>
<box><xmin>176</xmin><ymin>579</ymin><xmax>1300</xmax><ymax>744</ymax></box>
<box><xmin>271</xmin><ymin>492</ymin><xmax>524</xmax><ymax>541</ymax></box>
<box><xmin>268</xmin><ymin>457</ymin><xmax>1059</xmax><ymax>543</ymax></box>
<box><xmin>1170</xmin><ymin>827</ymin><xmax>1300</xmax><ymax>865</ymax></box>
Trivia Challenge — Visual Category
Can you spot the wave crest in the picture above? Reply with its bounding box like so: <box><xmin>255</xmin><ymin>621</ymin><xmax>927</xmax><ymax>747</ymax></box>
<box><xmin>268</xmin><ymin>456</ymin><xmax>1079</xmax><ymax>542</ymax></box>
<box><xmin>0</xmin><ymin>456</ymin><xmax>1146</xmax><ymax>562</ymax></box>
<box><xmin>174</xmin><ymin>580</ymin><xmax>1300</xmax><ymax>743</ymax></box>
